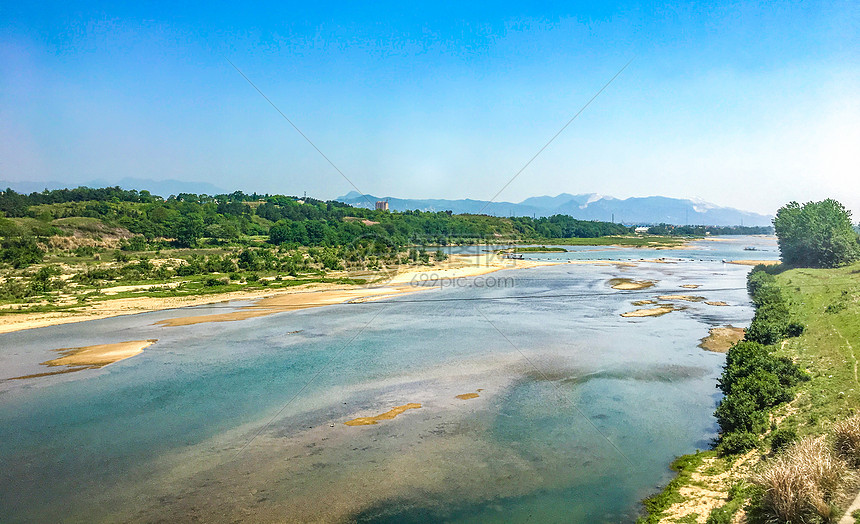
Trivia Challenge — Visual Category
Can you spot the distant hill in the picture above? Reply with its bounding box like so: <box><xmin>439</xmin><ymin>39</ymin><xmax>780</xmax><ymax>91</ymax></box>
<box><xmin>0</xmin><ymin>178</ymin><xmax>226</xmax><ymax>198</ymax></box>
<box><xmin>336</xmin><ymin>192</ymin><xmax>772</xmax><ymax>226</ymax></box>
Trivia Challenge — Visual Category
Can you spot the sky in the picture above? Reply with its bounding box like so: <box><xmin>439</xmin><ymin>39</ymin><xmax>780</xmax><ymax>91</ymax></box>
<box><xmin>1</xmin><ymin>1</ymin><xmax>858</xmax><ymax>216</ymax></box>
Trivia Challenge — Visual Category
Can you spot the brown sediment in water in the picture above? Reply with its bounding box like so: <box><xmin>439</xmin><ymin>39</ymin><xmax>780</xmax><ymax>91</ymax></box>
<box><xmin>344</xmin><ymin>403</ymin><xmax>422</xmax><ymax>426</ymax></box>
<box><xmin>699</xmin><ymin>326</ymin><xmax>746</xmax><ymax>352</ymax></box>
<box><xmin>705</xmin><ymin>301</ymin><xmax>729</xmax><ymax>306</ymax></box>
<box><xmin>9</xmin><ymin>339</ymin><xmax>157</xmax><ymax>380</ymax></box>
<box><xmin>657</xmin><ymin>295</ymin><xmax>706</xmax><ymax>302</ymax></box>
<box><xmin>620</xmin><ymin>305</ymin><xmax>677</xmax><ymax>317</ymax></box>
<box><xmin>608</xmin><ymin>278</ymin><xmax>656</xmax><ymax>290</ymax></box>
<box><xmin>680</xmin><ymin>284</ymin><xmax>701</xmax><ymax>289</ymax></box>
<box><xmin>631</xmin><ymin>299</ymin><xmax>656</xmax><ymax>306</ymax></box>
<box><xmin>725</xmin><ymin>260</ymin><xmax>780</xmax><ymax>266</ymax></box>
<box><xmin>455</xmin><ymin>392</ymin><xmax>480</xmax><ymax>400</ymax></box>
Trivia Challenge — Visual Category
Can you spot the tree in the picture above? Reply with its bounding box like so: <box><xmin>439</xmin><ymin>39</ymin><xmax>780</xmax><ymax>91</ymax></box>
<box><xmin>773</xmin><ymin>199</ymin><xmax>860</xmax><ymax>268</ymax></box>
<box><xmin>0</xmin><ymin>237</ymin><xmax>45</xmax><ymax>268</ymax></box>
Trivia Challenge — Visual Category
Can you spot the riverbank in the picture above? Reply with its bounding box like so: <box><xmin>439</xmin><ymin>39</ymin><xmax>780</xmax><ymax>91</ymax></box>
<box><xmin>0</xmin><ymin>254</ymin><xmax>558</xmax><ymax>334</ymax></box>
<box><xmin>641</xmin><ymin>261</ymin><xmax>860</xmax><ymax>523</ymax></box>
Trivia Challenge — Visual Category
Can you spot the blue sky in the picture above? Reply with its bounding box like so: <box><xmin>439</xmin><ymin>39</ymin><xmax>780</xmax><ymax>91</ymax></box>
<box><xmin>1</xmin><ymin>1</ymin><xmax>858</xmax><ymax>215</ymax></box>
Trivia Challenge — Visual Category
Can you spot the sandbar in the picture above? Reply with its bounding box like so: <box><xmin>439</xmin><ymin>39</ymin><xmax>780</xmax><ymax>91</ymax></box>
<box><xmin>10</xmin><ymin>339</ymin><xmax>157</xmax><ymax>380</ymax></box>
<box><xmin>725</xmin><ymin>260</ymin><xmax>780</xmax><ymax>266</ymax></box>
<box><xmin>705</xmin><ymin>301</ymin><xmax>729</xmax><ymax>306</ymax></box>
<box><xmin>631</xmin><ymin>299</ymin><xmax>656</xmax><ymax>306</ymax></box>
<box><xmin>680</xmin><ymin>284</ymin><xmax>701</xmax><ymax>289</ymax></box>
<box><xmin>344</xmin><ymin>403</ymin><xmax>422</xmax><ymax>426</ymax></box>
<box><xmin>620</xmin><ymin>305</ymin><xmax>677</xmax><ymax>317</ymax></box>
<box><xmin>455</xmin><ymin>392</ymin><xmax>480</xmax><ymax>400</ymax></box>
<box><xmin>608</xmin><ymin>278</ymin><xmax>656</xmax><ymax>290</ymax></box>
<box><xmin>657</xmin><ymin>295</ymin><xmax>706</xmax><ymax>302</ymax></box>
<box><xmin>699</xmin><ymin>326</ymin><xmax>745</xmax><ymax>352</ymax></box>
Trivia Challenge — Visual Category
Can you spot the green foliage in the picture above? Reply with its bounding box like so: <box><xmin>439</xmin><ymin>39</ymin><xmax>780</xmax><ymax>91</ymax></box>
<box><xmin>773</xmin><ymin>199</ymin><xmax>860</xmax><ymax>268</ymax></box>
<box><xmin>745</xmin><ymin>269</ymin><xmax>804</xmax><ymax>345</ymax></box>
<box><xmin>715</xmin><ymin>341</ymin><xmax>807</xmax><ymax>446</ymax></box>
<box><xmin>717</xmin><ymin>431</ymin><xmax>759</xmax><ymax>455</ymax></box>
<box><xmin>638</xmin><ymin>452</ymin><xmax>709</xmax><ymax>523</ymax></box>
<box><xmin>0</xmin><ymin>237</ymin><xmax>45</xmax><ymax>268</ymax></box>
<box><xmin>121</xmin><ymin>236</ymin><xmax>148</xmax><ymax>251</ymax></box>
<box><xmin>648</xmin><ymin>224</ymin><xmax>772</xmax><ymax>236</ymax></box>
<box><xmin>28</xmin><ymin>265</ymin><xmax>62</xmax><ymax>294</ymax></box>
<box><xmin>705</xmin><ymin>505</ymin><xmax>732</xmax><ymax>524</ymax></box>
<box><xmin>770</xmin><ymin>428</ymin><xmax>797</xmax><ymax>454</ymax></box>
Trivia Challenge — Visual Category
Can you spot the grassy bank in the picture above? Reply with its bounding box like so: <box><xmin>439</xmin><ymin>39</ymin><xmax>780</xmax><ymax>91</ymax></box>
<box><xmin>640</xmin><ymin>261</ymin><xmax>860</xmax><ymax>523</ymax></box>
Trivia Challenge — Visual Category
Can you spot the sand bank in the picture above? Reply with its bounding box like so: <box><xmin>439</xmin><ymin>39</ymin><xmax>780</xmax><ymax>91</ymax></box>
<box><xmin>726</xmin><ymin>260</ymin><xmax>780</xmax><ymax>266</ymax></box>
<box><xmin>609</xmin><ymin>278</ymin><xmax>656</xmax><ymax>290</ymax></box>
<box><xmin>344</xmin><ymin>403</ymin><xmax>422</xmax><ymax>426</ymax></box>
<box><xmin>699</xmin><ymin>326</ymin><xmax>745</xmax><ymax>352</ymax></box>
<box><xmin>680</xmin><ymin>284</ymin><xmax>701</xmax><ymax>289</ymax></box>
<box><xmin>631</xmin><ymin>299</ymin><xmax>656</xmax><ymax>306</ymax></box>
<box><xmin>10</xmin><ymin>339</ymin><xmax>157</xmax><ymax>380</ymax></box>
<box><xmin>1</xmin><ymin>255</ymin><xmax>556</xmax><ymax>334</ymax></box>
<box><xmin>657</xmin><ymin>295</ymin><xmax>706</xmax><ymax>302</ymax></box>
<box><xmin>620</xmin><ymin>305</ymin><xmax>677</xmax><ymax>317</ymax></box>
<box><xmin>456</xmin><ymin>392</ymin><xmax>480</xmax><ymax>400</ymax></box>
<box><xmin>705</xmin><ymin>301</ymin><xmax>729</xmax><ymax>306</ymax></box>
<box><xmin>153</xmin><ymin>285</ymin><xmax>426</xmax><ymax>327</ymax></box>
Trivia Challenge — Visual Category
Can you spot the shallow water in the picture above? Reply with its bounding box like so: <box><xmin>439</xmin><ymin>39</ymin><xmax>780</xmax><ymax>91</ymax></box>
<box><xmin>0</xmin><ymin>236</ymin><xmax>777</xmax><ymax>522</ymax></box>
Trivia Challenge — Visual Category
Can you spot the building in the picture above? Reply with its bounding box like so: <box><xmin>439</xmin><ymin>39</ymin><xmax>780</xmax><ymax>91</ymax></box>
<box><xmin>375</xmin><ymin>200</ymin><xmax>389</xmax><ymax>211</ymax></box>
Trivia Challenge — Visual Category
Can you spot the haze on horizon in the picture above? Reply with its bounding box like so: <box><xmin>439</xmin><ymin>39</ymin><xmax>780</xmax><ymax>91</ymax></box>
<box><xmin>1</xmin><ymin>1</ymin><xmax>858</xmax><ymax>217</ymax></box>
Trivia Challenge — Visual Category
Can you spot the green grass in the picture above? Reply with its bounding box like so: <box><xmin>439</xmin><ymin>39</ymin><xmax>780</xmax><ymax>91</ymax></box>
<box><xmin>771</xmin><ymin>262</ymin><xmax>860</xmax><ymax>437</ymax></box>
<box><xmin>637</xmin><ymin>451</ymin><xmax>713</xmax><ymax>523</ymax></box>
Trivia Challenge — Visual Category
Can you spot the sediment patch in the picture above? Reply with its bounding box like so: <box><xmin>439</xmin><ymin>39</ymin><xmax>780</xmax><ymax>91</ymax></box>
<box><xmin>608</xmin><ymin>278</ymin><xmax>656</xmax><ymax>290</ymax></box>
<box><xmin>10</xmin><ymin>339</ymin><xmax>157</xmax><ymax>380</ymax></box>
<box><xmin>344</xmin><ymin>403</ymin><xmax>422</xmax><ymax>426</ymax></box>
<box><xmin>657</xmin><ymin>295</ymin><xmax>706</xmax><ymax>302</ymax></box>
<box><xmin>699</xmin><ymin>326</ymin><xmax>745</xmax><ymax>352</ymax></box>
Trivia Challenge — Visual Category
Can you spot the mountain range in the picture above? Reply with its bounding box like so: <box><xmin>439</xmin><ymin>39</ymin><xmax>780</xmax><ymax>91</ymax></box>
<box><xmin>1</xmin><ymin>178</ymin><xmax>771</xmax><ymax>226</ymax></box>
<box><xmin>336</xmin><ymin>192</ymin><xmax>772</xmax><ymax>226</ymax></box>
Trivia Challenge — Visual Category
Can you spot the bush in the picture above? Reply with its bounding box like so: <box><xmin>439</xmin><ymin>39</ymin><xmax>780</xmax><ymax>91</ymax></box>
<box><xmin>785</xmin><ymin>322</ymin><xmax>805</xmax><ymax>337</ymax></box>
<box><xmin>29</xmin><ymin>265</ymin><xmax>61</xmax><ymax>294</ymax></box>
<box><xmin>770</xmin><ymin>428</ymin><xmax>798</xmax><ymax>454</ymax></box>
<box><xmin>121</xmin><ymin>235</ymin><xmax>147</xmax><ymax>251</ymax></box>
<box><xmin>0</xmin><ymin>237</ymin><xmax>44</xmax><ymax>268</ymax></box>
<box><xmin>834</xmin><ymin>414</ymin><xmax>860</xmax><ymax>468</ymax></box>
<box><xmin>716</xmin><ymin>341</ymin><xmax>807</xmax><ymax>439</ymax></box>
<box><xmin>203</xmin><ymin>276</ymin><xmax>228</xmax><ymax>287</ymax></box>
<box><xmin>752</xmin><ymin>437</ymin><xmax>850</xmax><ymax>523</ymax></box>
<box><xmin>718</xmin><ymin>431</ymin><xmax>759</xmax><ymax>455</ymax></box>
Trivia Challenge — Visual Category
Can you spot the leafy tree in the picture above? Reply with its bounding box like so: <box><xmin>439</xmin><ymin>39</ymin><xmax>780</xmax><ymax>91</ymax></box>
<box><xmin>0</xmin><ymin>237</ymin><xmax>45</xmax><ymax>268</ymax></box>
<box><xmin>773</xmin><ymin>199</ymin><xmax>860</xmax><ymax>268</ymax></box>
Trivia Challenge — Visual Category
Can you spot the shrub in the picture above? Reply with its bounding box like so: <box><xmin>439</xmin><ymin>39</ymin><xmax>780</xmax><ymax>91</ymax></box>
<box><xmin>72</xmin><ymin>246</ymin><xmax>97</xmax><ymax>257</ymax></box>
<box><xmin>770</xmin><ymin>428</ymin><xmax>798</xmax><ymax>454</ymax></box>
<box><xmin>718</xmin><ymin>431</ymin><xmax>759</xmax><ymax>455</ymax></box>
<box><xmin>29</xmin><ymin>265</ymin><xmax>61</xmax><ymax>294</ymax></box>
<box><xmin>785</xmin><ymin>322</ymin><xmax>805</xmax><ymax>337</ymax></box>
<box><xmin>0</xmin><ymin>237</ymin><xmax>44</xmax><ymax>268</ymax></box>
<box><xmin>121</xmin><ymin>235</ymin><xmax>147</xmax><ymax>251</ymax></box>
<box><xmin>834</xmin><ymin>414</ymin><xmax>860</xmax><ymax>468</ymax></box>
<box><xmin>752</xmin><ymin>437</ymin><xmax>850</xmax><ymax>523</ymax></box>
<box><xmin>203</xmin><ymin>276</ymin><xmax>227</xmax><ymax>287</ymax></box>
